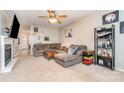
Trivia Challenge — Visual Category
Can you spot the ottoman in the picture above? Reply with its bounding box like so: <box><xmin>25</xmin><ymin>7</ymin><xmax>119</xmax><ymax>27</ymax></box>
<box><xmin>54</xmin><ymin>53</ymin><xmax>82</xmax><ymax>67</ymax></box>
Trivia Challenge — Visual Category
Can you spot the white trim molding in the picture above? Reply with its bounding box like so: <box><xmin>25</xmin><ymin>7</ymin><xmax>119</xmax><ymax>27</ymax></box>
<box><xmin>115</xmin><ymin>68</ymin><xmax>124</xmax><ymax>72</ymax></box>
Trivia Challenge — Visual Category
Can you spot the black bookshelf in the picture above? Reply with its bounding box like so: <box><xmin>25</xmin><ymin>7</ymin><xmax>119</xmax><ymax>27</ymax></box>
<box><xmin>94</xmin><ymin>25</ymin><xmax>115</xmax><ymax>70</ymax></box>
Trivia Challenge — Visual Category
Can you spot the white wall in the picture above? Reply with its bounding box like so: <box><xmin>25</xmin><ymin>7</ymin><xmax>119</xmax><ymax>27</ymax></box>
<box><xmin>29</xmin><ymin>26</ymin><xmax>59</xmax><ymax>44</ymax></box>
<box><xmin>0</xmin><ymin>10</ymin><xmax>20</xmax><ymax>56</ymax></box>
<box><xmin>18</xmin><ymin>30</ymin><xmax>30</xmax><ymax>54</ymax></box>
<box><xmin>115</xmin><ymin>10</ymin><xmax>124</xmax><ymax>70</ymax></box>
<box><xmin>0</xmin><ymin>11</ymin><xmax>12</xmax><ymax>35</ymax></box>
<box><xmin>40</xmin><ymin>26</ymin><xmax>59</xmax><ymax>43</ymax></box>
<box><xmin>59</xmin><ymin>11</ymin><xmax>110</xmax><ymax>49</ymax></box>
<box><xmin>29</xmin><ymin>25</ymin><xmax>59</xmax><ymax>55</ymax></box>
<box><xmin>19</xmin><ymin>31</ymin><xmax>29</xmax><ymax>50</ymax></box>
<box><xmin>59</xmin><ymin>10</ymin><xmax>124</xmax><ymax>70</ymax></box>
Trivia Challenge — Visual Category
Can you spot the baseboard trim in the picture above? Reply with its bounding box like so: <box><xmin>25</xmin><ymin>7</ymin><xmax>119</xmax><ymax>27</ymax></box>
<box><xmin>115</xmin><ymin>68</ymin><xmax>124</xmax><ymax>72</ymax></box>
<box><xmin>13</xmin><ymin>50</ymin><xmax>22</xmax><ymax>58</ymax></box>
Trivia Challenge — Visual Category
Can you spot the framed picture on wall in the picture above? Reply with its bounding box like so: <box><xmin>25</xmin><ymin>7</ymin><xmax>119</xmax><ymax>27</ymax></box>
<box><xmin>34</xmin><ymin>27</ymin><xmax>38</xmax><ymax>32</ymax></box>
<box><xmin>65</xmin><ymin>29</ymin><xmax>72</xmax><ymax>38</ymax></box>
<box><xmin>18</xmin><ymin>38</ymin><xmax>20</xmax><ymax>44</ymax></box>
<box><xmin>44</xmin><ymin>36</ymin><xmax>49</xmax><ymax>41</ymax></box>
<box><xmin>120</xmin><ymin>21</ymin><xmax>124</xmax><ymax>34</ymax></box>
<box><xmin>102</xmin><ymin>10</ymin><xmax>119</xmax><ymax>25</ymax></box>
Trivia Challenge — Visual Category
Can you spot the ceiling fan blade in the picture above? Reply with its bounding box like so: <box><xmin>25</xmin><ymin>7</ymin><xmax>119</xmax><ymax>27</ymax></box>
<box><xmin>48</xmin><ymin>20</ymin><xmax>50</xmax><ymax>23</ymax></box>
<box><xmin>48</xmin><ymin>10</ymin><xmax>55</xmax><ymax>14</ymax></box>
<box><xmin>47</xmin><ymin>10</ymin><xmax>56</xmax><ymax>17</ymax></box>
<box><xmin>38</xmin><ymin>16</ymin><xmax>49</xmax><ymax>18</ymax></box>
<box><xmin>57</xmin><ymin>20</ymin><xmax>62</xmax><ymax>24</ymax></box>
<box><xmin>56</xmin><ymin>15</ymin><xmax>67</xmax><ymax>18</ymax></box>
<box><xmin>47</xmin><ymin>10</ymin><xmax>52</xmax><ymax>13</ymax></box>
<box><xmin>39</xmin><ymin>10</ymin><xmax>66</xmax><ymax>24</ymax></box>
<box><xmin>47</xmin><ymin>10</ymin><xmax>51</xmax><ymax>17</ymax></box>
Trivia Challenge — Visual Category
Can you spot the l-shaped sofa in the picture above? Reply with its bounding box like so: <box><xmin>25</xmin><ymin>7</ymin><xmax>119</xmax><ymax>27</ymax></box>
<box><xmin>33</xmin><ymin>43</ymin><xmax>87</xmax><ymax>67</ymax></box>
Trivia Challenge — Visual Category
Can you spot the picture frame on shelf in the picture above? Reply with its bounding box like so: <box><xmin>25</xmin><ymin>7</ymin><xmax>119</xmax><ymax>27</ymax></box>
<box><xmin>98</xmin><ymin>59</ymin><xmax>104</xmax><ymax>65</ymax></box>
<box><xmin>102</xmin><ymin>10</ymin><xmax>119</xmax><ymax>25</ymax></box>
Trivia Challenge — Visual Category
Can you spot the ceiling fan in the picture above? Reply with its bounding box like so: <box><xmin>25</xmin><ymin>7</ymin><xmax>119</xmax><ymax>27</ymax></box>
<box><xmin>38</xmin><ymin>10</ymin><xmax>67</xmax><ymax>24</ymax></box>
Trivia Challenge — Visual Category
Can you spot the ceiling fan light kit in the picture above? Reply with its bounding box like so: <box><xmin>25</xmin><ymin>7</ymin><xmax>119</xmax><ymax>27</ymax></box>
<box><xmin>48</xmin><ymin>18</ymin><xmax>57</xmax><ymax>24</ymax></box>
<box><xmin>38</xmin><ymin>10</ymin><xmax>67</xmax><ymax>24</ymax></box>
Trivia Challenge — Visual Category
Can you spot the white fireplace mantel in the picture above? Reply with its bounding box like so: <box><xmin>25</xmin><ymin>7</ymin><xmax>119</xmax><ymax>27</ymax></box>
<box><xmin>0</xmin><ymin>36</ymin><xmax>17</xmax><ymax>73</ymax></box>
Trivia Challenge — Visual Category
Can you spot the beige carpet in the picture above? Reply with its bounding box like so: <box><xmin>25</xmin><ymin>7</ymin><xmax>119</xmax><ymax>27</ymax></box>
<box><xmin>0</xmin><ymin>54</ymin><xmax>124</xmax><ymax>82</ymax></box>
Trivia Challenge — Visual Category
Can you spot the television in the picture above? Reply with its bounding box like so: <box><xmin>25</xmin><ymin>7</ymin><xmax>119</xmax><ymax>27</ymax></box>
<box><xmin>10</xmin><ymin>15</ymin><xmax>20</xmax><ymax>39</ymax></box>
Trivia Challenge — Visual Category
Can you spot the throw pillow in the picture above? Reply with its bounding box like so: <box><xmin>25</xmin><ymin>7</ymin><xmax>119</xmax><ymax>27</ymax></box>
<box><xmin>68</xmin><ymin>46</ymin><xmax>79</xmax><ymax>55</ymax></box>
<box><xmin>74</xmin><ymin>47</ymin><xmax>82</xmax><ymax>56</ymax></box>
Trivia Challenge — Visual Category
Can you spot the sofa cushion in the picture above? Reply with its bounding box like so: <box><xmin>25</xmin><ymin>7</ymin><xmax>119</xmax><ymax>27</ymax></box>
<box><xmin>59</xmin><ymin>46</ymin><xmax>64</xmax><ymax>50</ymax></box>
<box><xmin>61</xmin><ymin>43</ymin><xmax>71</xmax><ymax>48</ymax></box>
<box><xmin>44</xmin><ymin>44</ymin><xmax>50</xmax><ymax>49</ymax></box>
<box><xmin>50</xmin><ymin>44</ymin><xmax>57</xmax><ymax>49</ymax></box>
<box><xmin>59</xmin><ymin>46</ymin><xmax>68</xmax><ymax>52</ymax></box>
<box><xmin>55</xmin><ymin>53</ymin><xmax>79</xmax><ymax>62</ymax></box>
<box><xmin>50</xmin><ymin>43</ymin><xmax>61</xmax><ymax>49</ymax></box>
<box><xmin>54</xmin><ymin>49</ymin><xmax>66</xmax><ymax>53</ymax></box>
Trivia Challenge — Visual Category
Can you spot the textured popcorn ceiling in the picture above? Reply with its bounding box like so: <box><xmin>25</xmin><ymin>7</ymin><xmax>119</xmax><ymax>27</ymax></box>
<box><xmin>13</xmin><ymin>10</ymin><xmax>96</xmax><ymax>30</ymax></box>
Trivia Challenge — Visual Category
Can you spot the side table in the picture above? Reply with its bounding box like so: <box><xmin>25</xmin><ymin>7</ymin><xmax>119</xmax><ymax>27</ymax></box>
<box><xmin>43</xmin><ymin>51</ymin><xmax>57</xmax><ymax>61</ymax></box>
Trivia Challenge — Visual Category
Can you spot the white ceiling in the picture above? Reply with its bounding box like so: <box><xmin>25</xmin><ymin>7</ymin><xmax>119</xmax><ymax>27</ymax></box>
<box><xmin>13</xmin><ymin>10</ymin><xmax>96</xmax><ymax>30</ymax></box>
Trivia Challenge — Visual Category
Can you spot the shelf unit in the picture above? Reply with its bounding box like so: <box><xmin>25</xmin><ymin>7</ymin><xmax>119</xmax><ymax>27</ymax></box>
<box><xmin>94</xmin><ymin>25</ymin><xmax>115</xmax><ymax>70</ymax></box>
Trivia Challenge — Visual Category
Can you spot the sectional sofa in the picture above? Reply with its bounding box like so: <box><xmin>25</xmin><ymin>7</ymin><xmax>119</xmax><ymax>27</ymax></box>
<box><xmin>33</xmin><ymin>43</ymin><xmax>63</xmax><ymax>57</ymax></box>
<box><xmin>33</xmin><ymin>43</ymin><xmax>87</xmax><ymax>67</ymax></box>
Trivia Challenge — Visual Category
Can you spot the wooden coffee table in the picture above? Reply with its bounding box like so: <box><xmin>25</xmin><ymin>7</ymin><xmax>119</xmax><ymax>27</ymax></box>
<box><xmin>43</xmin><ymin>51</ymin><xmax>57</xmax><ymax>61</ymax></box>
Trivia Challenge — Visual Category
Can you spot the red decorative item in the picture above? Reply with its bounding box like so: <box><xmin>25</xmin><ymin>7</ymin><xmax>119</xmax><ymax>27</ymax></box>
<box><xmin>82</xmin><ymin>50</ymin><xmax>94</xmax><ymax>65</ymax></box>
<box><xmin>83</xmin><ymin>59</ymin><xmax>94</xmax><ymax>65</ymax></box>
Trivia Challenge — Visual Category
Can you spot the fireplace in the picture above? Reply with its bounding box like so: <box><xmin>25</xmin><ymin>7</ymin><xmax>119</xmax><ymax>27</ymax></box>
<box><xmin>5</xmin><ymin>44</ymin><xmax>11</xmax><ymax>67</ymax></box>
<box><xmin>0</xmin><ymin>36</ymin><xmax>17</xmax><ymax>73</ymax></box>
